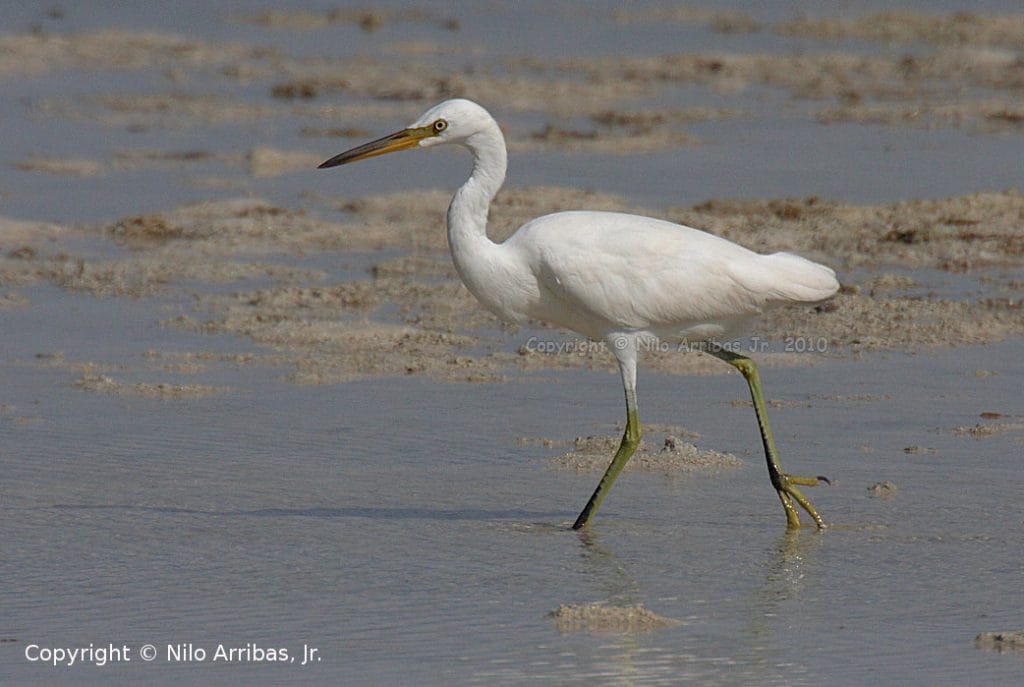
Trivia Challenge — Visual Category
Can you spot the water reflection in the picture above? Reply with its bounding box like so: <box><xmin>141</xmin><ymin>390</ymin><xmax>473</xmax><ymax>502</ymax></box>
<box><xmin>762</xmin><ymin>529</ymin><xmax>825</xmax><ymax>601</ymax></box>
<box><xmin>575</xmin><ymin>528</ymin><xmax>645</xmax><ymax>607</ymax></box>
<box><xmin>732</xmin><ymin>529</ymin><xmax>826</xmax><ymax>685</ymax></box>
<box><xmin>546</xmin><ymin>527</ymin><xmax>827</xmax><ymax>686</ymax></box>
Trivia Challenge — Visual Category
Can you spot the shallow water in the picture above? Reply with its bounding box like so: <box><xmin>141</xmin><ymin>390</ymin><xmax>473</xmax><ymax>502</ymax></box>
<box><xmin>3</xmin><ymin>1</ymin><xmax>1024</xmax><ymax>685</ymax></box>
<box><xmin>4</xmin><ymin>319</ymin><xmax>1024</xmax><ymax>684</ymax></box>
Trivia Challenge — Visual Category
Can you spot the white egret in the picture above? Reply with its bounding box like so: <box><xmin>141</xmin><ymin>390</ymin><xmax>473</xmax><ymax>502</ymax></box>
<box><xmin>319</xmin><ymin>99</ymin><xmax>837</xmax><ymax>530</ymax></box>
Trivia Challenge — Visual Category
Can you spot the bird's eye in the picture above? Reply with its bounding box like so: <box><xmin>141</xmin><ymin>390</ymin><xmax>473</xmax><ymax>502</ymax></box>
<box><xmin>433</xmin><ymin>119</ymin><xmax>448</xmax><ymax>133</ymax></box>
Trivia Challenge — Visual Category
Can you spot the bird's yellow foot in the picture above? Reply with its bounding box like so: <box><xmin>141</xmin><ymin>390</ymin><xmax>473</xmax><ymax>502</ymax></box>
<box><xmin>775</xmin><ymin>473</ymin><xmax>830</xmax><ymax>530</ymax></box>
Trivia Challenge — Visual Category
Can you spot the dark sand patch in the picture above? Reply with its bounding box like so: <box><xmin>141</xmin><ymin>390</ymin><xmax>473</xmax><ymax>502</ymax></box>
<box><xmin>612</xmin><ymin>6</ymin><xmax>761</xmax><ymax>33</ymax></box>
<box><xmin>549</xmin><ymin>603</ymin><xmax>681</xmax><ymax>633</ymax></box>
<box><xmin>235</xmin><ymin>8</ymin><xmax>459</xmax><ymax>34</ymax></box>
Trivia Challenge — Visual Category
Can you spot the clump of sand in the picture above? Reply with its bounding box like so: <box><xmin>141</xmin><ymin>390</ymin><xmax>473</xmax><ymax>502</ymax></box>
<box><xmin>14</xmin><ymin>157</ymin><xmax>104</xmax><ymax>176</ymax></box>
<box><xmin>774</xmin><ymin>12</ymin><xmax>1024</xmax><ymax>50</ymax></box>
<box><xmin>867</xmin><ymin>481</ymin><xmax>898</xmax><ymax>498</ymax></box>
<box><xmin>976</xmin><ymin>630</ymin><xmax>1024</xmax><ymax>652</ymax></box>
<box><xmin>549</xmin><ymin>603</ymin><xmax>681</xmax><ymax>633</ymax></box>
<box><xmin>73</xmin><ymin>374</ymin><xmax>228</xmax><ymax>398</ymax></box>
<box><xmin>0</xmin><ymin>29</ymin><xmax>273</xmax><ymax>78</ymax></box>
<box><xmin>951</xmin><ymin>421</ymin><xmax>1024</xmax><ymax>438</ymax></box>
<box><xmin>550</xmin><ymin>431</ymin><xmax>744</xmax><ymax>475</ymax></box>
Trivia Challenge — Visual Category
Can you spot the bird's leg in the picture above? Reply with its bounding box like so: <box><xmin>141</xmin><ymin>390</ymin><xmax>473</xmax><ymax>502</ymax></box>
<box><xmin>572</xmin><ymin>353</ymin><xmax>641</xmax><ymax>530</ymax></box>
<box><xmin>572</xmin><ymin>402</ymin><xmax>641</xmax><ymax>530</ymax></box>
<box><xmin>709</xmin><ymin>349</ymin><xmax>828</xmax><ymax>529</ymax></box>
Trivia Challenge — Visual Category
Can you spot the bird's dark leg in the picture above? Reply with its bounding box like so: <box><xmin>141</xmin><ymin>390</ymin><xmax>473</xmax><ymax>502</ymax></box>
<box><xmin>709</xmin><ymin>349</ymin><xmax>828</xmax><ymax>529</ymax></box>
<box><xmin>573</xmin><ymin>353</ymin><xmax>641</xmax><ymax>530</ymax></box>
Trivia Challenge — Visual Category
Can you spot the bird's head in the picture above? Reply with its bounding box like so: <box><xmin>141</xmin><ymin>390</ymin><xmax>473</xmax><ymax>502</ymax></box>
<box><xmin>318</xmin><ymin>98</ymin><xmax>494</xmax><ymax>169</ymax></box>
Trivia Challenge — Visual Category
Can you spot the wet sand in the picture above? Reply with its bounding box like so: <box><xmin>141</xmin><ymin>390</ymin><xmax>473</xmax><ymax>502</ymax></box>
<box><xmin>2</xmin><ymin>3</ymin><xmax>1024</xmax><ymax>686</ymax></box>
<box><xmin>4</xmin><ymin>187</ymin><xmax>1022</xmax><ymax>386</ymax></box>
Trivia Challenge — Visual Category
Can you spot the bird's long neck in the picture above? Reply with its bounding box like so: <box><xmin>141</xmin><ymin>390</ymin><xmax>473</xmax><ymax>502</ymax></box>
<box><xmin>446</xmin><ymin>123</ymin><xmax>507</xmax><ymax>281</ymax></box>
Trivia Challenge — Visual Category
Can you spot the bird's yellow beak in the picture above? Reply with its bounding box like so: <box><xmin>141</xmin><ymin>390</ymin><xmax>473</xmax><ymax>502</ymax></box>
<box><xmin>317</xmin><ymin>125</ymin><xmax>434</xmax><ymax>169</ymax></box>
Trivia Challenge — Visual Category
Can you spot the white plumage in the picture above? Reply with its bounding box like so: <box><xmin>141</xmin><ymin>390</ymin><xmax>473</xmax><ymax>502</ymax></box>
<box><xmin>500</xmin><ymin>211</ymin><xmax>837</xmax><ymax>341</ymax></box>
<box><xmin>320</xmin><ymin>98</ymin><xmax>837</xmax><ymax>531</ymax></box>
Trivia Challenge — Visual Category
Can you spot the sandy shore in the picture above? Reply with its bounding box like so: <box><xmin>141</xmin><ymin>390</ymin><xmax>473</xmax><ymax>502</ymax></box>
<box><xmin>3</xmin><ymin>186</ymin><xmax>1021</xmax><ymax>389</ymax></box>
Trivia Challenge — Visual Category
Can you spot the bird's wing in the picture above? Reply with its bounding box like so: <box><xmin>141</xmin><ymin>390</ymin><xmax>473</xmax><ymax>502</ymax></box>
<box><xmin>516</xmin><ymin>212</ymin><xmax>771</xmax><ymax>332</ymax></box>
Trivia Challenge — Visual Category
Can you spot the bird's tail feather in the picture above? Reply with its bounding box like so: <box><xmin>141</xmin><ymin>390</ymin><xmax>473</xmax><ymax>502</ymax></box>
<box><xmin>730</xmin><ymin>252</ymin><xmax>839</xmax><ymax>304</ymax></box>
<box><xmin>764</xmin><ymin>252</ymin><xmax>839</xmax><ymax>303</ymax></box>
